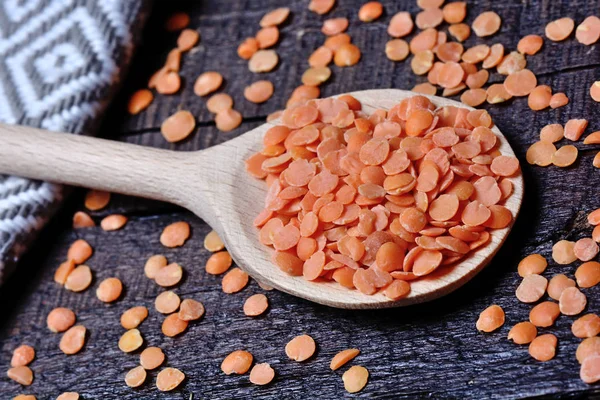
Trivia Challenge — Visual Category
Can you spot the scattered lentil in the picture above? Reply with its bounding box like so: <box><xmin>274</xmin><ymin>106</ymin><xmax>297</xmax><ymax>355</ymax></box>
<box><xmin>516</xmin><ymin>274</ymin><xmax>548</xmax><ymax>303</ymax></box>
<box><xmin>575</xmin><ymin>261</ymin><xmax>600</xmax><ymax>288</ymax></box>
<box><xmin>222</xmin><ymin>267</ymin><xmax>249</xmax><ymax>293</ymax></box>
<box><xmin>243</xmin><ymin>293</ymin><xmax>269</xmax><ymax>316</ymax></box>
<box><xmin>507</xmin><ymin>321</ymin><xmax>537</xmax><ymax>344</ymax></box>
<box><xmin>177</xmin><ymin>29</ymin><xmax>199</xmax><ymax>51</ymax></box>
<box><xmin>121</xmin><ymin>306</ymin><xmax>148</xmax><ymax>330</ymax></box>
<box><xmin>358</xmin><ymin>2</ymin><xmax>383</xmax><ymax>22</ymax></box>
<box><xmin>244</xmin><ymin>80</ymin><xmax>275</xmax><ymax>103</ymax></box>
<box><xmin>342</xmin><ymin>365</ymin><xmax>369</xmax><ymax>393</ymax></box>
<box><xmin>178</xmin><ymin>299</ymin><xmax>205</xmax><ymax>321</ymax></box>
<box><xmin>119</xmin><ymin>329</ymin><xmax>144</xmax><ymax>353</ymax></box>
<box><xmin>160</xmin><ymin>221</ymin><xmax>190</xmax><ymax>248</ymax></box>
<box><xmin>249</xmin><ymin>363</ymin><xmax>275</xmax><ymax>385</ymax></box>
<box><xmin>530</xmin><ymin>301</ymin><xmax>560</xmax><ymax>327</ymax></box>
<box><xmin>221</xmin><ymin>350</ymin><xmax>253</xmax><ymax>374</ymax></box>
<box><xmin>155</xmin><ymin>291</ymin><xmax>181</xmax><ymax>314</ymax></box>
<box><xmin>125</xmin><ymin>366</ymin><xmax>147</xmax><ymax>388</ymax></box>
<box><xmin>559</xmin><ymin>286</ymin><xmax>587</xmax><ymax>316</ymax></box>
<box><xmin>161</xmin><ymin>110</ymin><xmax>195</xmax><ymax>143</ymax></box>
<box><xmin>11</xmin><ymin>345</ymin><xmax>35</xmax><ymax>367</ymax></box>
<box><xmin>64</xmin><ymin>265</ymin><xmax>93</xmax><ymax>292</ymax></box>
<box><xmin>529</xmin><ymin>334</ymin><xmax>557</xmax><ymax>362</ymax></box>
<box><xmin>156</xmin><ymin>368</ymin><xmax>185</xmax><ymax>391</ymax></box>
<box><xmin>330</xmin><ymin>348</ymin><xmax>360</xmax><ymax>370</ymax></box>
<box><xmin>545</xmin><ymin>17</ymin><xmax>575</xmax><ymax>41</ymax></box>
<box><xmin>476</xmin><ymin>304</ymin><xmax>505</xmax><ymax>332</ymax></box>
<box><xmin>128</xmin><ymin>89</ymin><xmax>153</xmax><ymax>115</ymax></box>
<box><xmin>472</xmin><ymin>11</ymin><xmax>501</xmax><ymax>37</ymax></box>
<box><xmin>577</xmin><ymin>336</ymin><xmax>600</xmax><ymax>364</ymax></box>
<box><xmin>145</xmin><ymin>254</ymin><xmax>168</xmax><ymax>279</ymax></box>
<box><xmin>552</xmin><ymin>240</ymin><xmax>577</xmax><ymax>264</ymax></box>
<box><xmin>59</xmin><ymin>325</ymin><xmax>86</xmax><ymax>355</ymax></box>
<box><xmin>162</xmin><ymin>314</ymin><xmax>189</xmax><ymax>337</ymax></box>
<box><xmin>7</xmin><ymin>366</ymin><xmax>33</xmax><ymax>386</ymax></box>
<box><xmin>572</xmin><ymin>314</ymin><xmax>600</xmax><ymax>338</ymax></box>
<box><xmin>249</xmin><ymin>50</ymin><xmax>279</xmax><ymax>73</ymax></box>
<box><xmin>285</xmin><ymin>334</ymin><xmax>316</xmax><ymax>361</ymax></box>
<box><xmin>547</xmin><ymin>274</ymin><xmax>576</xmax><ymax>301</ymax></box>
<box><xmin>155</xmin><ymin>263</ymin><xmax>184</xmax><ymax>287</ymax></box>
<box><xmin>140</xmin><ymin>347</ymin><xmax>165</xmax><ymax>370</ymax></box>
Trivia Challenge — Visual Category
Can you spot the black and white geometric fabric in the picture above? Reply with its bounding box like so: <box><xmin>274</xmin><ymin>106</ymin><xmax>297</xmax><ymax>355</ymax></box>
<box><xmin>0</xmin><ymin>0</ymin><xmax>149</xmax><ymax>284</ymax></box>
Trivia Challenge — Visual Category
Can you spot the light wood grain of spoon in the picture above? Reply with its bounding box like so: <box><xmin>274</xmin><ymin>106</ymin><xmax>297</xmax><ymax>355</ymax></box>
<box><xmin>0</xmin><ymin>89</ymin><xmax>523</xmax><ymax>309</ymax></box>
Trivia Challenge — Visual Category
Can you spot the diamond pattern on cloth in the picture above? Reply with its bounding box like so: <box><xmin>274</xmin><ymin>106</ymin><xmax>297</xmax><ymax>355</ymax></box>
<box><xmin>0</xmin><ymin>0</ymin><xmax>149</xmax><ymax>284</ymax></box>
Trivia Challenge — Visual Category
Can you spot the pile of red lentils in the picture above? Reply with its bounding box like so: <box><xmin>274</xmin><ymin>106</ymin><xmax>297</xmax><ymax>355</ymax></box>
<box><xmin>6</xmin><ymin>0</ymin><xmax>600</xmax><ymax>398</ymax></box>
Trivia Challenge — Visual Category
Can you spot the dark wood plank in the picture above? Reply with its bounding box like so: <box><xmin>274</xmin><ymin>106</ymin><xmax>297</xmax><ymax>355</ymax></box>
<box><xmin>107</xmin><ymin>0</ymin><xmax>600</xmax><ymax>134</ymax></box>
<box><xmin>2</xmin><ymin>0</ymin><xmax>600</xmax><ymax>398</ymax></box>
<box><xmin>0</xmin><ymin>208</ymin><xmax>598</xmax><ymax>399</ymax></box>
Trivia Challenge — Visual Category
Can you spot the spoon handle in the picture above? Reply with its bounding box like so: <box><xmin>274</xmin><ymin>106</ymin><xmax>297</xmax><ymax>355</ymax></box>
<box><xmin>0</xmin><ymin>123</ymin><xmax>195</xmax><ymax>206</ymax></box>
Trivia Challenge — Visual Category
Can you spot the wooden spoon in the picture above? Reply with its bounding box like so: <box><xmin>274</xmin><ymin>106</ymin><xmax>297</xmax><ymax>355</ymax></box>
<box><xmin>0</xmin><ymin>89</ymin><xmax>523</xmax><ymax>309</ymax></box>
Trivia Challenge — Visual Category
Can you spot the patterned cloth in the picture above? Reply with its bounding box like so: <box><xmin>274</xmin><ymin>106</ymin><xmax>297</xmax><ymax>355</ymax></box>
<box><xmin>0</xmin><ymin>0</ymin><xmax>149</xmax><ymax>284</ymax></box>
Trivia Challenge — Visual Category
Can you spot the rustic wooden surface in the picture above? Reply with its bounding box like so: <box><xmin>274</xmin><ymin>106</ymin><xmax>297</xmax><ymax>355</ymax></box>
<box><xmin>1</xmin><ymin>0</ymin><xmax>600</xmax><ymax>398</ymax></box>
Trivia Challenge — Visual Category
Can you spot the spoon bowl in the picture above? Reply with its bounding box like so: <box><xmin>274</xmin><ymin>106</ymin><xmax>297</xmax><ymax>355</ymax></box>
<box><xmin>0</xmin><ymin>89</ymin><xmax>523</xmax><ymax>309</ymax></box>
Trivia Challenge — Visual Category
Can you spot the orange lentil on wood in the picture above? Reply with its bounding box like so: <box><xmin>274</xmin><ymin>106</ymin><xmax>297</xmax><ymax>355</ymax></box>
<box><xmin>100</xmin><ymin>214</ymin><xmax>127</xmax><ymax>231</ymax></box>
<box><xmin>161</xmin><ymin>110</ymin><xmax>195</xmax><ymax>143</ymax></box>
<box><xmin>559</xmin><ymin>286</ymin><xmax>587</xmax><ymax>316</ymax></box>
<box><xmin>161</xmin><ymin>314</ymin><xmax>189</xmax><ymax>337</ymax></box>
<box><xmin>47</xmin><ymin>307</ymin><xmax>76</xmax><ymax>333</ymax></box>
<box><xmin>243</xmin><ymin>293</ymin><xmax>269</xmax><ymax>316</ymax></box>
<box><xmin>516</xmin><ymin>274</ymin><xmax>548</xmax><ymax>303</ymax></box>
<box><xmin>472</xmin><ymin>11</ymin><xmax>501</xmax><ymax>37</ymax></box>
<box><xmin>121</xmin><ymin>306</ymin><xmax>148</xmax><ymax>329</ymax></box>
<box><xmin>125</xmin><ymin>365</ymin><xmax>147</xmax><ymax>388</ymax></box>
<box><xmin>581</xmin><ymin>354</ymin><xmax>600</xmax><ymax>384</ymax></box>
<box><xmin>128</xmin><ymin>89</ymin><xmax>153</xmax><ymax>115</ymax></box>
<box><xmin>244</xmin><ymin>80</ymin><xmax>275</xmax><ymax>103</ymax></box>
<box><xmin>552</xmin><ymin>240</ymin><xmax>577</xmax><ymax>264</ymax></box>
<box><xmin>11</xmin><ymin>345</ymin><xmax>35</xmax><ymax>368</ymax></box>
<box><xmin>64</xmin><ymin>265</ymin><xmax>93</xmax><ymax>292</ymax></box>
<box><xmin>575</xmin><ymin>261</ymin><xmax>600</xmax><ymax>288</ymax></box>
<box><xmin>584</xmin><ymin>131</ymin><xmax>600</xmax><ymax>144</ymax></box>
<box><xmin>13</xmin><ymin>395</ymin><xmax>36</xmax><ymax>400</ymax></box>
<box><xmin>564</xmin><ymin>119</ymin><xmax>588</xmax><ymax>141</ymax></box>
<box><xmin>160</xmin><ymin>221</ymin><xmax>190</xmax><ymax>247</ymax></box>
<box><xmin>443</xmin><ymin>2</ymin><xmax>466</xmax><ymax>24</ymax></box>
<box><xmin>119</xmin><ymin>329</ymin><xmax>144</xmax><ymax>353</ymax></box>
<box><xmin>330</xmin><ymin>348</ymin><xmax>360</xmax><ymax>370</ymax></box>
<box><xmin>256</xmin><ymin>26</ymin><xmax>279</xmax><ymax>49</ymax></box>
<box><xmin>529</xmin><ymin>334</ymin><xmax>557</xmax><ymax>362</ymax></box>
<box><xmin>156</xmin><ymin>368</ymin><xmax>185</xmax><ymax>391</ymax></box>
<box><xmin>517</xmin><ymin>35</ymin><xmax>543</xmax><ymax>55</ymax></box>
<box><xmin>249</xmin><ymin>363</ymin><xmax>275</xmax><ymax>385</ymax></box>
<box><xmin>358</xmin><ymin>2</ymin><xmax>383</xmax><ymax>22</ymax></box>
<box><xmin>528</xmin><ymin>85</ymin><xmax>552</xmax><ymax>111</ymax></box>
<box><xmin>577</xmin><ymin>336</ymin><xmax>600</xmax><ymax>364</ymax></box>
<box><xmin>145</xmin><ymin>254</ymin><xmax>168</xmax><ymax>279</ymax></box>
<box><xmin>545</xmin><ymin>17</ymin><xmax>575</xmax><ymax>41</ymax></box>
<box><xmin>507</xmin><ymin>321</ymin><xmax>537</xmax><ymax>344</ymax></box>
<box><xmin>178</xmin><ymin>298</ymin><xmax>205</xmax><ymax>321</ymax></box>
<box><xmin>342</xmin><ymin>365</ymin><xmax>369</xmax><ymax>393</ymax></box>
<box><xmin>540</xmin><ymin>124</ymin><xmax>564</xmax><ymax>143</ymax></box>
<box><xmin>572</xmin><ymin>314</ymin><xmax>600</xmax><ymax>338</ymax></box>
<box><xmin>193</xmin><ymin>71</ymin><xmax>223</xmax><ymax>96</ymax></box>
<box><xmin>207</xmin><ymin>93</ymin><xmax>234</xmax><ymax>114</ymax></box>
<box><xmin>67</xmin><ymin>239</ymin><xmax>93</xmax><ymax>264</ymax></box>
<box><xmin>249</xmin><ymin>50</ymin><xmax>279</xmax><ymax>73</ymax></box>
<box><xmin>238</xmin><ymin>37</ymin><xmax>259</xmax><ymax>60</ymax></box>
<box><xmin>591</xmin><ymin>82</ymin><xmax>600</xmax><ymax>102</ymax></box>
<box><xmin>576</xmin><ymin>16</ymin><xmax>600</xmax><ymax>45</ymax></box>
<box><xmin>54</xmin><ymin>259</ymin><xmax>75</xmax><ymax>285</ymax></box>
<box><xmin>177</xmin><ymin>29</ymin><xmax>199</xmax><ymax>51</ymax></box>
<box><xmin>552</xmin><ymin>145</ymin><xmax>578</xmax><ymax>168</ymax></box>
<box><xmin>476</xmin><ymin>304</ymin><xmax>505</xmax><ymax>332</ymax></box>
<box><xmin>547</xmin><ymin>274</ymin><xmax>576</xmax><ymax>301</ymax></box>
<box><xmin>518</xmin><ymin>254</ymin><xmax>547</xmax><ymax>277</ymax></box>
<box><xmin>529</xmin><ymin>301</ymin><xmax>560</xmax><ymax>327</ymax></box>
<box><xmin>7</xmin><ymin>366</ymin><xmax>33</xmax><ymax>386</ymax></box>
<box><xmin>286</xmin><ymin>334</ymin><xmax>316</xmax><ymax>361</ymax></box>
<box><xmin>155</xmin><ymin>291</ymin><xmax>181</xmax><ymax>314</ymax></box>
<box><xmin>59</xmin><ymin>325</ymin><xmax>86</xmax><ymax>355</ymax></box>
<box><xmin>155</xmin><ymin>263</ymin><xmax>184</xmax><ymax>287</ymax></box>
<box><xmin>140</xmin><ymin>347</ymin><xmax>165</xmax><ymax>370</ymax></box>
<box><xmin>221</xmin><ymin>350</ymin><xmax>253</xmax><ymax>374</ymax></box>
<box><xmin>206</xmin><ymin>251</ymin><xmax>232</xmax><ymax>275</ymax></box>
<box><xmin>222</xmin><ymin>268</ymin><xmax>249</xmax><ymax>293</ymax></box>
<box><xmin>260</xmin><ymin>7</ymin><xmax>290</xmax><ymax>27</ymax></box>
<box><xmin>388</xmin><ymin>12</ymin><xmax>414</xmax><ymax>38</ymax></box>
<box><xmin>549</xmin><ymin>92</ymin><xmax>569</xmax><ymax>109</ymax></box>
<box><xmin>72</xmin><ymin>211</ymin><xmax>95</xmax><ymax>228</ymax></box>
<box><xmin>56</xmin><ymin>393</ymin><xmax>79</xmax><ymax>400</ymax></box>
<box><xmin>215</xmin><ymin>108</ymin><xmax>243</xmax><ymax>132</ymax></box>
<box><xmin>448</xmin><ymin>23</ymin><xmax>471</xmax><ymax>42</ymax></box>
<box><xmin>96</xmin><ymin>277</ymin><xmax>123</xmax><ymax>303</ymax></box>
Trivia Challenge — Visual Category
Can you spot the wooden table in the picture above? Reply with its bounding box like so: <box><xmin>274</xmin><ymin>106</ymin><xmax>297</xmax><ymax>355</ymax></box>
<box><xmin>1</xmin><ymin>0</ymin><xmax>600</xmax><ymax>398</ymax></box>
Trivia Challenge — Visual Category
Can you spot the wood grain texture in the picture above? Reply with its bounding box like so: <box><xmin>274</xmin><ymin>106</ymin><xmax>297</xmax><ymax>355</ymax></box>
<box><xmin>1</xmin><ymin>0</ymin><xmax>600</xmax><ymax>398</ymax></box>
<box><xmin>0</xmin><ymin>89</ymin><xmax>524</xmax><ymax>309</ymax></box>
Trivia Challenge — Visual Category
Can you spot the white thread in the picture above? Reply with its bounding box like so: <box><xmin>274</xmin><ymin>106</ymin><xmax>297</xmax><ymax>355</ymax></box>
<box><xmin>34</xmin><ymin>42</ymin><xmax>86</xmax><ymax>85</ymax></box>
<box><xmin>0</xmin><ymin>183</ymin><xmax>57</xmax><ymax>213</ymax></box>
<box><xmin>0</xmin><ymin>81</ymin><xmax>17</xmax><ymax>124</ymax></box>
<box><xmin>0</xmin><ymin>176</ymin><xmax>29</xmax><ymax>194</ymax></box>
<box><xmin>0</xmin><ymin>214</ymin><xmax>45</xmax><ymax>235</ymax></box>
<box><xmin>6</xmin><ymin>6</ymin><xmax>118</xmax><ymax>118</ymax></box>
<box><xmin>3</xmin><ymin>0</ymin><xmax>43</xmax><ymax>23</ymax></box>
<box><xmin>0</xmin><ymin>0</ymin><xmax>74</xmax><ymax>53</ymax></box>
